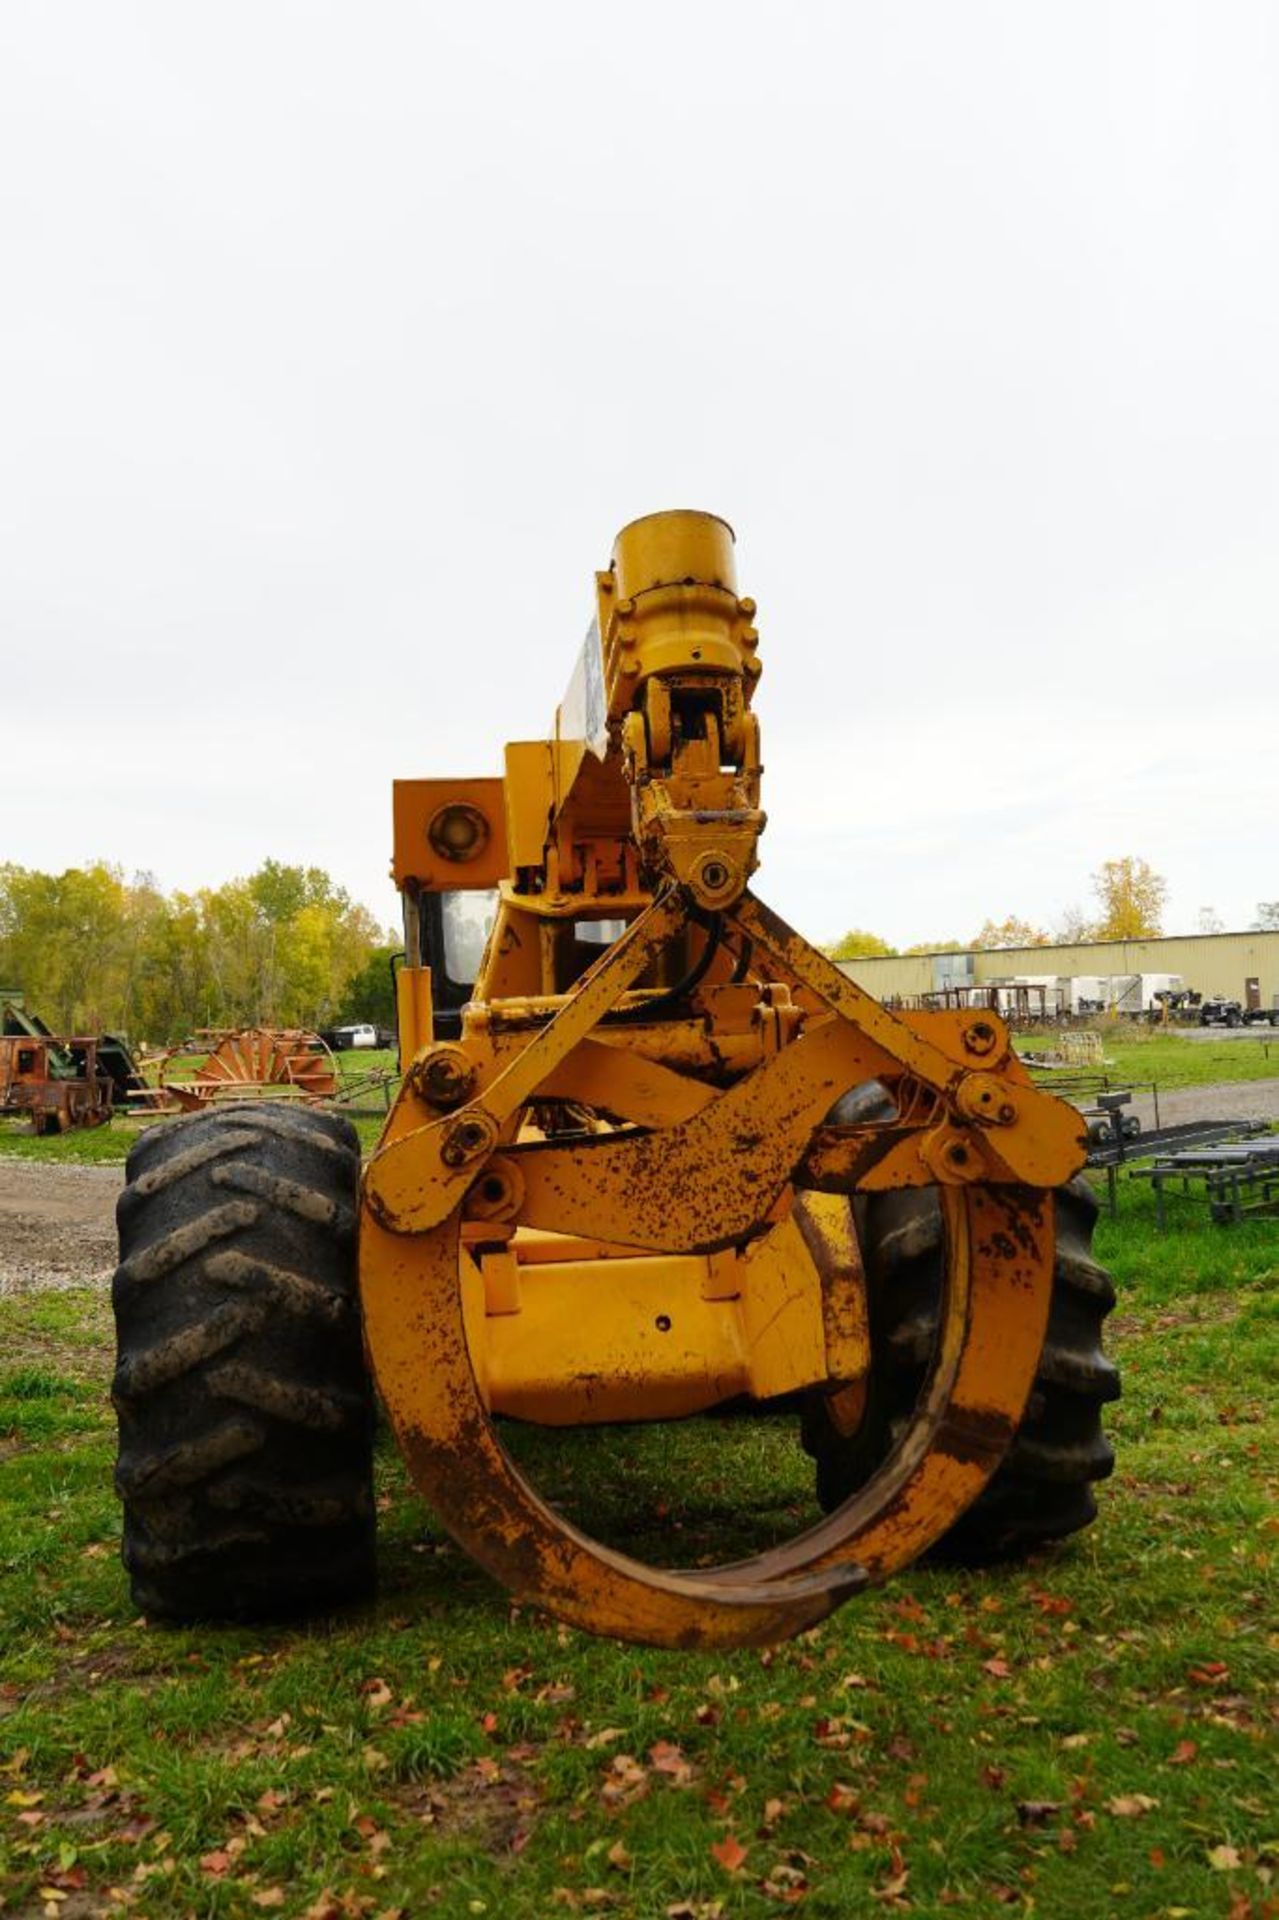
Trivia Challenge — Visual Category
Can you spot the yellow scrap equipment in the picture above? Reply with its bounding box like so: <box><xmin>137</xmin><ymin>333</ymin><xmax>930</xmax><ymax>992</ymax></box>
<box><xmin>358</xmin><ymin>510</ymin><xmax>1091</xmax><ymax>1649</ymax></box>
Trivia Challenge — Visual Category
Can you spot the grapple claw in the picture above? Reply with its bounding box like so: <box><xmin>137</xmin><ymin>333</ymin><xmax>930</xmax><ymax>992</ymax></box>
<box><xmin>360</xmin><ymin>1208</ymin><xmax>867</xmax><ymax>1650</ymax></box>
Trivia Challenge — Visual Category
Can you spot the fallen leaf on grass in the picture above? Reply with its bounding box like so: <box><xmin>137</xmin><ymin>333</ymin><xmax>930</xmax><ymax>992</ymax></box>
<box><xmin>1168</xmin><ymin>1740</ymin><xmax>1198</xmax><ymax>1765</ymax></box>
<box><xmin>1207</xmin><ymin>1844</ymin><xmax>1242</xmax><ymax>1871</ymax></box>
<box><xmin>1188</xmin><ymin>1661</ymin><xmax>1230</xmax><ymax>1686</ymax></box>
<box><xmin>760</xmin><ymin>1860</ymin><xmax>808</xmax><ymax>1902</ymax></box>
<box><xmin>649</xmin><ymin>1742</ymin><xmax>692</xmax><ymax>1785</ymax></box>
<box><xmin>600</xmin><ymin>1754</ymin><xmax>648</xmax><ymax>1808</ymax></box>
<box><xmin>1016</xmin><ymin>1801</ymin><xmax>1062</xmax><ymax>1828</ymax></box>
<box><xmin>1106</xmin><ymin>1794</ymin><xmax>1159</xmax><ymax>1818</ymax></box>
<box><xmin>710</xmin><ymin>1835</ymin><xmax>748</xmax><ymax>1873</ymax></box>
<box><xmin>870</xmin><ymin>1853</ymin><xmax>910</xmax><ymax>1905</ymax></box>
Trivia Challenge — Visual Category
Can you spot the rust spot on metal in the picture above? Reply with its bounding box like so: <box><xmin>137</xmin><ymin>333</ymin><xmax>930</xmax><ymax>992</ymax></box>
<box><xmin>937</xmin><ymin>1401</ymin><xmax>1017</xmax><ymax>1467</ymax></box>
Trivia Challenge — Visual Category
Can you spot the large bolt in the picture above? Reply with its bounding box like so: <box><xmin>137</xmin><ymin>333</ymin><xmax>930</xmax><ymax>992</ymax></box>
<box><xmin>963</xmin><ymin>1020</ymin><xmax>998</xmax><ymax>1057</ymax></box>
<box><xmin>413</xmin><ymin>1045</ymin><xmax>476</xmax><ymax>1110</ymax></box>
<box><xmin>441</xmin><ymin>1111</ymin><xmax>497</xmax><ymax>1168</ymax></box>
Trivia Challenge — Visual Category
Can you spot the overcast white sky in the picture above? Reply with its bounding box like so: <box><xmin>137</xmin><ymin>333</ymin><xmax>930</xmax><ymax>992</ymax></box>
<box><xmin>2</xmin><ymin>3</ymin><xmax>1275</xmax><ymax>948</ymax></box>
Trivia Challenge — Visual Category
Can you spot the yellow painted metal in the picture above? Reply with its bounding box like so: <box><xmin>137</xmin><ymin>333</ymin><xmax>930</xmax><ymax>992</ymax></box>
<box><xmin>462</xmin><ymin>1207</ymin><xmax>835</xmax><ymax>1425</ymax></box>
<box><xmin>392</xmin><ymin>777</ymin><xmax>509</xmax><ymax>890</ymax></box>
<box><xmin>611</xmin><ymin>509</ymin><xmax>739</xmax><ymax>599</ymax></box>
<box><xmin>364</xmin><ymin>508</ymin><xmax>1090</xmax><ymax>1649</ymax></box>
<box><xmin>395</xmin><ymin>966</ymin><xmax>434</xmax><ymax>1063</ymax></box>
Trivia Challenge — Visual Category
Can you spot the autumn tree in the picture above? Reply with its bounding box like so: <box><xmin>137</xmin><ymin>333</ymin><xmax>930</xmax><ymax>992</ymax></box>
<box><xmin>1254</xmin><ymin>901</ymin><xmax>1279</xmax><ymax>931</ymax></box>
<box><xmin>825</xmin><ymin>929</ymin><xmax>898</xmax><ymax>960</ymax></box>
<box><xmin>1054</xmin><ymin>904</ymin><xmax>1098</xmax><ymax>944</ymax></box>
<box><xmin>0</xmin><ymin>861</ymin><xmax>393</xmax><ymax>1045</ymax></box>
<box><xmin>970</xmin><ymin>916</ymin><xmax>1051</xmax><ymax>951</ymax></box>
<box><xmin>1090</xmin><ymin>857</ymin><xmax>1167</xmax><ymax>940</ymax></box>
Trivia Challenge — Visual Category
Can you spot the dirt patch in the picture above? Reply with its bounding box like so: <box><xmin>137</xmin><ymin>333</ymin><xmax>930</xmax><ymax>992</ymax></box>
<box><xmin>1126</xmin><ymin>1077</ymin><xmax>1279</xmax><ymax>1131</ymax></box>
<box><xmin>0</xmin><ymin>1161</ymin><xmax>123</xmax><ymax>1296</ymax></box>
<box><xmin>396</xmin><ymin>1758</ymin><xmax>540</xmax><ymax>1858</ymax></box>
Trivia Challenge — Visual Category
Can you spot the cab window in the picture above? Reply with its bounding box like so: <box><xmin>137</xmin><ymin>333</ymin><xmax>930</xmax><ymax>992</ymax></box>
<box><xmin>441</xmin><ymin>890</ymin><xmax>497</xmax><ymax>986</ymax></box>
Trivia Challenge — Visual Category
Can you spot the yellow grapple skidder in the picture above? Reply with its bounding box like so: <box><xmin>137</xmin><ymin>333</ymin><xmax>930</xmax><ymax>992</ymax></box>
<box><xmin>111</xmin><ymin>512</ymin><xmax>1118</xmax><ymax>1648</ymax></box>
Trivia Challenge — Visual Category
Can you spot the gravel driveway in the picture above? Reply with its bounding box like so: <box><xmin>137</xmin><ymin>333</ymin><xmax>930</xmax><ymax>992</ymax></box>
<box><xmin>1122</xmin><ymin>1077</ymin><xmax>1279</xmax><ymax>1132</ymax></box>
<box><xmin>0</xmin><ymin>1160</ymin><xmax>124</xmax><ymax>1297</ymax></box>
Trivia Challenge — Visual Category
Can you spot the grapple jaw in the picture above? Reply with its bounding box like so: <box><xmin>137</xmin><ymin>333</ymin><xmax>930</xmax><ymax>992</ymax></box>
<box><xmin>361</xmin><ymin>886</ymin><xmax>1083</xmax><ymax>1649</ymax></box>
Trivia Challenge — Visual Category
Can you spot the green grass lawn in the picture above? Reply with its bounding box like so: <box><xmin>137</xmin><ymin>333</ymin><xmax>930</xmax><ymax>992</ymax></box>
<box><xmin>1017</xmin><ymin>1027</ymin><xmax>1279</xmax><ymax>1093</ymax></box>
<box><xmin>0</xmin><ymin>1118</ymin><xmax>140</xmax><ymax>1164</ymax></box>
<box><xmin>2</xmin><ymin>1182</ymin><xmax>1275</xmax><ymax>1918</ymax></box>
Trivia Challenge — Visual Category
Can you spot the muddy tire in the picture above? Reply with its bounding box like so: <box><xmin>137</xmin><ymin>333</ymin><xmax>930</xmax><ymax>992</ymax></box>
<box><xmin>802</xmin><ymin>1177</ymin><xmax>1120</xmax><ymax>1561</ymax></box>
<box><xmin>112</xmin><ymin>1103</ymin><xmax>375</xmax><ymax>1621</ymax></box>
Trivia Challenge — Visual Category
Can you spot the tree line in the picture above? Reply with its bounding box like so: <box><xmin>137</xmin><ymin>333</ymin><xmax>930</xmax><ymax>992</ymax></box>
<box><xmin>825</xmin><ymin>856</ymin><xmax>1258</xmax><ymax>961</ymax></box>
<box><xmin>0</xmin><ymin>861</ymin><xmax>396</xmax><ymax>1047</ymax></box>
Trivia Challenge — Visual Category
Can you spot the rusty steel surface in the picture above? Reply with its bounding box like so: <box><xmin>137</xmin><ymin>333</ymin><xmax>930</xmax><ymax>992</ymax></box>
<box><xmin>0</xmin><ymin>1033</ymin><xmax>114</xmax><ymax>1134</ymax></box>
<box><xmin>160</xmin><ymin>1028</ymin><xmax>338</xmax><ymax>1111</ymax></box>
<box><xmin>361</xmin><ymin>509</ymin><xmax>1089</xmax><ymax>1647</ymax></box>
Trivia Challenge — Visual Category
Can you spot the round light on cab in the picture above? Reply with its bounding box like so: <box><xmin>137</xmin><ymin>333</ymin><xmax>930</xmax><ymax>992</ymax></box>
<box><xmin>427</xmin><ymin>802</ymin><xmax>490</xmax><ymax>865</ymax></box>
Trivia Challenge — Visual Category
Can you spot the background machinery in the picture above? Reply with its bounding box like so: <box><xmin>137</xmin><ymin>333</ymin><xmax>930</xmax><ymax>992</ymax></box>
<box><xmin>111</xmin><ymin>512</ymin><xmax>1119</xmax><ymax>1649</ymax></box>
<box><xmin>1</xmin><ymin>991</ymin><xmax>146</xmax><ymax>1133</ymax></box>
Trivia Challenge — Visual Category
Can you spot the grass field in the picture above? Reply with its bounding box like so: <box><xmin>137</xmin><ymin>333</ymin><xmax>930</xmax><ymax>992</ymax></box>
<box><xmin>2</xmin><ymin>1176</ymin><xmax>1275</xmax><ymax>1918</ymax></box>
<box><xmin>1022</xmin><ymin>1029</ymin><xmax>1279</xmax><ymax>1094</ymax></box>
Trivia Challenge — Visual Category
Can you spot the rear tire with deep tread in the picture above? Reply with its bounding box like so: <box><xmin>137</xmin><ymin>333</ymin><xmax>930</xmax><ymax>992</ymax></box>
<box><xmin>112</xmin><ymin>1102</ymin><xmax>375</xmax><ymax>1621</ymax></box>
<box><xmin>802</xmin><ymin>1177</ymin><xmax>1120</xmax><ymax>1561</ymax></box>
